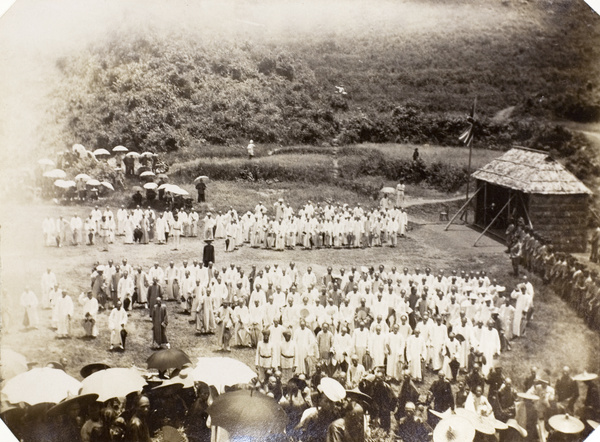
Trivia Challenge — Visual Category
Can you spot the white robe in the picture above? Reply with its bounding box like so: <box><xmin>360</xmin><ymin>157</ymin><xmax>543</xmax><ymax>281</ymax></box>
<box><xmin>20</xmin><ymin>290</ymin><xmax>39</xmax><ymax>327</ymax></box>
<box><xmin>405</xmin><ymin>334</ymin><xmax>426</xmax><ymax>380</ymax></box>
<box><xmin>386</xmin><ymin>331</ymin><xmax>405</xmax><ymax>380</ymax></box>
<box><xmin>368</xmin><ymin>332</ymin><xmax>387</xmax><ymax>367</ymax></box>
<box><xmin>41</xmin><ymin>271</ymin><xmax>57</xmax><ymax>308</ymax></box>
<box><xmin>478</xmin><ymin>327</ymin><xmax>501</xmax><ymax>376</ymax></box>
<box><xmin>117</xmin><ymin>276</ymin><xmax>134</xmax><ymax>302</ymax></box>
<box><xmin>294</xmin><ymin>327</ymin><xmax>316</xmax><ymax>375</ymax></box>
<box><xmin>109</xmin><ymin>307</ymin><xmax>128</xmax><ymax>347</ymax></box>
<box><xmin>80</xmin><ymin>295</ymin><xmax>99</xmax><ymax>337</ymax></box>
<box><xmin>56</xmin><ymin>295</ymin><xmax>74</xmax><ymax>336</ymax></box>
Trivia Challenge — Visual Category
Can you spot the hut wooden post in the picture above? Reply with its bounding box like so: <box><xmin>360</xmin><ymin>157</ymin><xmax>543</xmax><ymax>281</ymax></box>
<box><xmin>517</xmin><ymin>192</ymin><xmax>534</xmax><ymax>229</ymax></box>
<box><xmin>483</xmin><ymin>181</ymin><xmax>488</xmax><ymax>227</ymax></box>
<box><xmin>473</xmin><ymin>195</ymin><xmax>514</xmax><ymax>246</ymax></box>
<box><xmin>444</xmin><ymin>187</ymin><xmax>482</xmax><ymax>231</ymax></box>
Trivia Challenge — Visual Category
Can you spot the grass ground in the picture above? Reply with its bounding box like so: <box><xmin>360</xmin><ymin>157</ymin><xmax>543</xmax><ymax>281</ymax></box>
<box><xmin>1</xmin><ymin>190</ymin><xmax>598</xmax><ymax>407</ymax></box>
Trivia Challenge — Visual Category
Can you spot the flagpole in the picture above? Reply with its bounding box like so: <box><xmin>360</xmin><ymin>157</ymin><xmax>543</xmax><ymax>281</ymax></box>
<box><xmin>466</xmin><ymin>136</ymin><xmax>473</xmax><ymax>201</ymax></box>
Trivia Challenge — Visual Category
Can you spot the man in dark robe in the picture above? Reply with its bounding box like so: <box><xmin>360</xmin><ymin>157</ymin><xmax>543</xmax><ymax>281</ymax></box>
<box><xmin>151</xmin><ymin>298</ymin><xmax>169</xmax><ymax>349</ymax></box>
<box><xmin>395</xmin><ymin>372</ymin><xmax>420</xmax><ymax>421</ymax></box>
<box><xmin>428</xmin><ymin>371</ymin><xmax>454</xmax><ymax>427</ymax></box>
<box><xmin>371</xmin><ymin>368</ymin><xmax>396</xmax><ymax>432</ymax></box>
<box><xmin>395</xmin><ymin>402</ymin><xmax>430</xmax><ymax>442</ymax></box>
<box><xmin>203</xmin><ymin>241</ymin><xmax>215</xmax><ymax>267</ymax></box>
<box><xmin>147</xmin><ymin>278</ymin><xmax>163</xmax><ymax>317</ymax></box>
<box><xmin>555</xmin><ymin>366</ymin><xmax>579</xmax><ymax>413</ymax></box>
<box><xmin>195</xmin><ymin>181</ymin><xmax>206</xmax><ymax>203</ymax></box>
<box><xmin>127</xmin><ymin>396</ymin><xmax>151</xmax><ymax>442</ymax></box>
<box><xmin>91</xmin><ymin>267</ymin><xmax>107</xmax><ymax>309</ymax></box>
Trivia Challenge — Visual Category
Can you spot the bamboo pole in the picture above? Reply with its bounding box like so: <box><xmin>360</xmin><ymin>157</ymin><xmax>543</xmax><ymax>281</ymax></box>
<box><xmin>473</xmin><ymin>195</ymin><xmax>514</xmax><ymax>246</ymax></box>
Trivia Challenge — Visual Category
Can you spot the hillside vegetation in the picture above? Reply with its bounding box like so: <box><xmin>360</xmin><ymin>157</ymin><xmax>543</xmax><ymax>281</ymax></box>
<box><xmin>45</xmin><ymin>0</ymin><xmax>600</xmax><ymax>186</ymax></box>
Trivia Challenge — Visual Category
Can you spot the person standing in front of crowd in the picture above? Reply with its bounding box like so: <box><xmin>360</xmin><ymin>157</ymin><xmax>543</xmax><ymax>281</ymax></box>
<box><xmin>109</xmin><ymin>300</ymin><xmax>128</xmax><ymax>351</ymax></box>
<box><xmin>79</xmin><ymin>290</ymin><xmax>99</xmax><ymax>338</ymax></box>
<box><xmin>21</xmin><ymin>286</ymin><xmax>39</xmax><ymax>329</ymax></box>
<box><xmin>151</xmin><ymin>297</ymin><xmax>169</xmax><ymax>350</ymax></box>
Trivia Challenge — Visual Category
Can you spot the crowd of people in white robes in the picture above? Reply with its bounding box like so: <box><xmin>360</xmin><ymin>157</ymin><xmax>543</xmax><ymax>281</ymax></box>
<box><xmin>41</xmin><ymin>199</ymin><xmax>409</xmax><ymax>251</ymax></box>
<box><xmin>27</xmin><ymin>262</ymin><xmax>536</xmax><ymax>386</ymax></box>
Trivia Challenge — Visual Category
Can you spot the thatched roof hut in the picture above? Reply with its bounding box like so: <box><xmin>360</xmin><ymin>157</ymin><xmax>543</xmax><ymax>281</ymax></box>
<box><xmin>472</xmin><ymin>147</ymin><xmax>592</xmax><ymax>252</ymax></box>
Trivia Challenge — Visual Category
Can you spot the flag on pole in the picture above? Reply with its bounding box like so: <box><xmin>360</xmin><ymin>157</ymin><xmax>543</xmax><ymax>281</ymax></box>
<box><xmin>459</xmin><ymin>125</ymin><xmax>473</xmax><ymax>146</ymax></box>
<box><xmin>459</xmin><ymin>98</ymin><xmax>477</xmax><ymax>146</ymax></box>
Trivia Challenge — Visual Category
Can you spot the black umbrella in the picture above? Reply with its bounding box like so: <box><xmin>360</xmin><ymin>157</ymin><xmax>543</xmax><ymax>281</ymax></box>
<box><xmin>208</xmin><ymin>389</ymin><xmax>288</xmax><ymax>438</ymax></box>
<box><xmin>80</xmin><ymin>363</ymin><xmax>111</xmax><ymax>379</ymax></box>
<box><xmin>147</xmin><ymin>348</ymin><xmax>191</xmax><ymax>372</ymax></box>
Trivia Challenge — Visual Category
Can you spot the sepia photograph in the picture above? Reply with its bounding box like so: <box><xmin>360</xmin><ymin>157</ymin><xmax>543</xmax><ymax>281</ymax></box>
<box><xmin>1</xmin><ymin>0</ymin><xmax>600</xmax><ymax>441</ymax></box>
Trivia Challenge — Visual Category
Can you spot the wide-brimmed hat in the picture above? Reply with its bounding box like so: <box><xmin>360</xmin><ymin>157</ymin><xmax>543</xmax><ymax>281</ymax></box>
<box><xmin>433</xmin><ymin>415</ymin><xmax>475</xmax><ymax>442</ymax></box>
<box><xmin>573</xmin><ymin>371</ymin><xmax>598</xmax><ymax>382</ymax></box>
<box><xmin>548</xmin><ymin>414</ymin><xmax>584</xmax><ymax>434</ymax></box>
<box><xmin>318</xmin><ymin>377</ymin><xmax>346</xmax><ymax>402</ymax></box>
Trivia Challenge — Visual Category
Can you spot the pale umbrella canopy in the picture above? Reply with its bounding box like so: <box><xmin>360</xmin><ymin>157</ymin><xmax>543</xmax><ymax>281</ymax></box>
<box><xmin>380</xmin><ymin>187</ymin><xmax>396</xmax><ymax>194</ymax></box>
<box><xmin>191</xmin><ymin>357</ymin><xmax>256</xmax><ymax>391</ymax></box>
<box><xmin>144</xmin><ymin>182</ymin><xmax>158</xmax><ymax>190</ymax></box>
<box><xmin>75</xmin><ymin>173</ymin><xmax>91</xmax><ymax>181</ymax></box>
<box><xmin>168</xmin><ymin>186</ymin><xmax>189</xmax><ymax>196</ymax></box>
<box><xmin>140</xmin><ymin>171</ymin><xmax>155</xmax><ymax>177</ymax></box>
<box><xmin>43</xmin><ymin>169</ymin><xmax>66</xmax><ymax>179</ymax></box>
<box><xmin>37</xmin><ymin>158</ymin><xmax>55</xmax><ymax>166</ymax></box>
<box><xmin>126</xmin><ymin>152</ymin><xmax>141</xmax><ymax>158</ymax></box>
<box><xmin>112</xmin><ymin>145</ymin><xmax>129</xmax><ymax>152</ymax></box>
<box><xmin>194</xmin><ymin>175</ymin><xmax>209</xmax><ymax>183</ymax></box>
<box><xmin>93</xmin><ymin>148</ymin><xmax>111</xmax><ymax>156</ymax></box>
<box><xmin>2</xmin><ymin>368</ymin><xmax>81</xmax><ymax>405</ymax></box>
<box><xmin>80</xmin><ymin>367</ymin><xmax>147</xmax><ymax>402</ymax></box>
<box><xmin>86</xmin><ymin>179</ymin><xmax>101</xmax><ymax>186</ymax></box>
<box><xmin>101</xmin><ymin>181</ymin><xmax>114</xmax><ymax>191</ymax></box>
<box><xmin>0</xmin><ymin>349</ymin><xmax>28</xmax><ymax>381</ymax></box>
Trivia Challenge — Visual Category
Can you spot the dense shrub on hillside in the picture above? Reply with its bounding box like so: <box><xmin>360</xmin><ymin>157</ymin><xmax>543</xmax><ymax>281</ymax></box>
<box><xmin>48</xmin><ymin>0</ymin><xmax>600</xmax><ymax>153</ymax></box>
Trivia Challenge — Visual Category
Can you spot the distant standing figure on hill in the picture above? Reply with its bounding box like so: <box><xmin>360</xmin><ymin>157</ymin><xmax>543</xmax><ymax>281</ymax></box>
<box><xmin>413</xmin><ymin>148</ymin><xmax>419</xmax><ymax>161</ymax></box>
<box><xmin>396</xmin><ymin>182</ymin><xmax>405</xmax><ymax>207</ymax></box>
<box><xmin>195</xmin><ymin>180</ymin><xmax>206</xmax><ymax>203</ymax></box>
<box><xmin>247</xmin><ymin>140</ymin><xmax>255</xmax><ymax>159</ymax></box>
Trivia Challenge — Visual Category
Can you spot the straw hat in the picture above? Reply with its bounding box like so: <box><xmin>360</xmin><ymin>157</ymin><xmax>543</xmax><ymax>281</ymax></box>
<box><xmin>572</xmin><ymin>371</ymin><xmax>598</xmax><ymax>382</ymax></box>
<box><xmin>433</xmin><ymin>416</ymin><xmax>475</xmax><ymax>442</ymax></box>
<box><xmin>506</xmin><ymin>418</ymin><xmax>528</xmax><ymax>438</ymax></box>
<box><xmin>318</xmin><ymin>377</ymin><xmax>346</xmax><ymax>403</ymax></box>
<box><xmin>548</xmin><ymin>414</ymin><xmax>584</xmax><ymax>434</ymax></box>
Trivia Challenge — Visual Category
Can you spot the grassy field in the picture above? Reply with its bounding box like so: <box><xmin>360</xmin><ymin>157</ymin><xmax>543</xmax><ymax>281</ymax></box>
<box><xmin>352</xmin><ymin>143</ymin><xmax>501</xmax><ymax>171</ymax></box>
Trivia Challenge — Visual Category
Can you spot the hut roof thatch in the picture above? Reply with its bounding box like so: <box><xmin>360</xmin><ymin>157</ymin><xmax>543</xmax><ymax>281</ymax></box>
<box><xmin>472</xmin><ymin>148</ymin><xmax>592</xmax><ymax>195</ymax></box>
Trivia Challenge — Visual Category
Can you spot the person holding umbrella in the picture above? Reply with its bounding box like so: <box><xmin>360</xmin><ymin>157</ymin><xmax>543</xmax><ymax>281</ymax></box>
<box><xmin>195</xmin><ymin>178</ymin><xmax>207</xmax><ymax>202</ymax></box>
